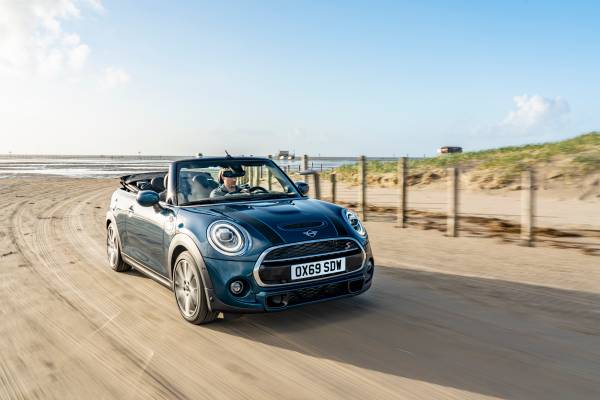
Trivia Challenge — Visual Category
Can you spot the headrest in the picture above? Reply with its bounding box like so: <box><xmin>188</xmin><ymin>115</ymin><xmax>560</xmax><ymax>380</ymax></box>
<box><xmin>191</xmin><ymin>174</ymin><xmax>205</xmax><ymax>183</ymax></box>
<box><xmin>137</xmin><ymin>181</ymin><xmax>153</xmax><ymax>190</ymax></box>
<box><xmin>151</xmin><ymin>176</ymin><xmax>165</xmax><ymax>192</ymax></box>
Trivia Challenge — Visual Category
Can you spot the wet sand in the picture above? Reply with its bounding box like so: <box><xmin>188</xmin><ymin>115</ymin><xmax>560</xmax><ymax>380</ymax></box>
<box><xmin>0</xmin><ymin>178</ymin><xmax>599</xmax><ymax>399</ymax></box>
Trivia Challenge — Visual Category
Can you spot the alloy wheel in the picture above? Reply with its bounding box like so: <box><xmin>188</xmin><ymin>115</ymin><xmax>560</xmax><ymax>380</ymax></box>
<box><xmin>107</xmin><ymin>225</ymin><xmax>119</xmax><ymax>267</ymax></box>
<box><xmin>174</xmin><ymin>259</ymin><xmax>200</xmax><ymax>318</ymax></box>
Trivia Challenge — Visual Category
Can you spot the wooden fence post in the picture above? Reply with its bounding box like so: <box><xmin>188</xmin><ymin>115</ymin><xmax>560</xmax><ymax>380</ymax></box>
<box><xmin>302</xmin><ymin>154</ymin><xmax>309</xmax><ymax>171</ymax></box>
<box><xmin>330</xmin><ymin>172</ymin><xmax>337</xmax><ymax>203</ymax></box>
<box><xmin>359</xmin><ymin>155</ymin><xmax>367</xmax><ymax>221</ymax></box>
<box><xmin>397</xmin><ymin>157</ymin><xmax>408</xmax><ymax>228</ymax></box>
<box><xmin>314</xmin><ymin>173</ymin><xmax>321</xmax><ymax>200</ymax></box>
<box><xmin>447</xmin><ymin>167</ymin><xmax>459</xmax><ymax>237</ymax></box>
<box><xmin>521</xmin><ymin>169</ymin><xmax>535</xmax><ymax>246</ymax></box>
<box><xmin>267</xmin><ymin>155</ymin><xmax>273</xmax><ymax>190</ymax></box>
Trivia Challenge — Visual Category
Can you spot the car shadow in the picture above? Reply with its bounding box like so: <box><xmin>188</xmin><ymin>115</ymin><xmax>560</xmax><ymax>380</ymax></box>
<box><xmin>203</xmin><ymin>265</ymin><xmax>600</xmax><ymax>399</ymax></box>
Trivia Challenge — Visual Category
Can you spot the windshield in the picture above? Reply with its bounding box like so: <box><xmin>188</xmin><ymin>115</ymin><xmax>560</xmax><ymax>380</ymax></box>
<box><xmin>176</xmin><ymin>159</ymin><xmax>301</xmax><ymax>205</ymax></box>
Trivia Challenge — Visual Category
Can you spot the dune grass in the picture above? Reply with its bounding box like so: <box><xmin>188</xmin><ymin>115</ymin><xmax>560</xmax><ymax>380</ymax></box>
<box><xmin>332</xmin><ymin>132</ymin><xmax>600</xmax><ymax>183</ymax></box>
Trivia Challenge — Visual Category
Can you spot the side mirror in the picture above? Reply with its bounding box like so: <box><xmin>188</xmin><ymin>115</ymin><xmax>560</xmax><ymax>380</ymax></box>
<box><xmin>137</xmin><ymin>190</ymin><xmax>160</xmax><ymax>207</ymax></box>
<box><xmin>296</xmin><ymin>181</ymin><xmax>309</xmax><ymax>195</ymax></box>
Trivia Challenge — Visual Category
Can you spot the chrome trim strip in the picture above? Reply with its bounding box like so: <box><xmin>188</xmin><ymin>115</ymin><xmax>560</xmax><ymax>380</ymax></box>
<box><xmin>252</xmin><ymin>237</ymin><xmax>366</xmax><ymax>288</ymax></box>
<box><xmin>122</xmin><ymin>254</ymin><xmax>172</xmax><ymax>288</ymax></box>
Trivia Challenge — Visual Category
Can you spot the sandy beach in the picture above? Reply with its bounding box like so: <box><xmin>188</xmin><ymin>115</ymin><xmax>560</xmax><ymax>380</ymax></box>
<box><xmin>316</xmin><ymin>178</ymin><xmax>600</xmax><ymax>230</ymax></box>
<box><xmin>1</xmin><ymin>177</ymin><xmax>599</xmax><ymax>399</ymax></box>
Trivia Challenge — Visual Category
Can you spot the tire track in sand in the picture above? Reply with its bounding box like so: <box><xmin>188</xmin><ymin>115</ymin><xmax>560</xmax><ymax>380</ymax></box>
<box><xmin>7</xmin><ymin>181</ymin><xmax>192</xmax><ymax>400</ymax></box>
<box><xmin>2</xmin><ymin>181</ymin><xmax>87</xmax><ymax>400</ymax></box>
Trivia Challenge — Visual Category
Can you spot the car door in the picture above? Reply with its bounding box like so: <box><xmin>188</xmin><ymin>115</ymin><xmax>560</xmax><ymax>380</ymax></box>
<box><xmin>112</xmin><ymin>189</ymin><xmax>136</xmax><ymax>248</ymax></box>
<box><xmin>126</xmin><ymin>201</ymin><xmax>172</xmax><ymax>276</ymax></box>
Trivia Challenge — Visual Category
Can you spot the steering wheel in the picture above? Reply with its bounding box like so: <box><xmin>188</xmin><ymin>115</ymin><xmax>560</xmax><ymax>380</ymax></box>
<box><xmin>248</xmin><ymin>186</ymin><xmax>269</xmax><ymax>193</ymax></box>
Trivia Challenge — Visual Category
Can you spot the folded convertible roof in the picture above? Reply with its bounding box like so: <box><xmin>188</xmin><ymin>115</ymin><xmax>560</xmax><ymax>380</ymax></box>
<box><xmin>120</xmin><ymin>171</ymin><xmax>167</xmax><ymax>185</ymax></box>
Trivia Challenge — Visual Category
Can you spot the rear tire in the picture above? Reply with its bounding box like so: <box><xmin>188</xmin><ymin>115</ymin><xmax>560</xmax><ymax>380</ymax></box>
<box><xmin>173</xmin><ymin>251</ymin><xmax>218</xmax><ymax>324</ymax></box>
<box><xmin>107</xmin><ymin>223</ymin><xmax>131</xmax><ymax>272</ymax></box>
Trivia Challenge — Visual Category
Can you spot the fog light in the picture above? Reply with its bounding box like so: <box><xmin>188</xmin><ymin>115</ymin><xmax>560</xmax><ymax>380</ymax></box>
<box><xmin>230</xmin><ymin>280</ymin><xmax>244</xmax><ymax>295</ymax></box>
<box><xmin>271</xmin><ymin>295</ymin><xmax>283</xmax><ymax>304</ymax></box>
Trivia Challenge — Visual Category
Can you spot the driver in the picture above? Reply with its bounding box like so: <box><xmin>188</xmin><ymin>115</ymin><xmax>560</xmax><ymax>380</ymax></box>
<box><xmin>210</xmin><ymin>167</ymin><xmax>242</xmax><ymax>198</ymax></box>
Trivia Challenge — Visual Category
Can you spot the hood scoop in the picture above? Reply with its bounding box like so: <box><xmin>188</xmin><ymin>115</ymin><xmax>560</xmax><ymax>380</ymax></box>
<box><xmin>278</xmin><ymin>221</ymin><xmax>326</xmax><ymax>231</ymax></box>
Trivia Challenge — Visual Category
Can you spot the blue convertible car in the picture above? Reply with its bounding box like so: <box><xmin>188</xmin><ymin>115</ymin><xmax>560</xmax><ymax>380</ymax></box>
<box><xmin>106</xmin><ymin>156</ymin><xmax>374</xmax><ymax>324</ymax></box>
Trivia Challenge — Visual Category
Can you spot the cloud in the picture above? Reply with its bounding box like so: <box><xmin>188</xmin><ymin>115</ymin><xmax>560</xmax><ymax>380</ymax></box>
<box><xmin>469</xmin><ymin>94</ymin><xmax>573</xmax><ymax>148</ymax></box>
<box><xmin>0</xmin><ymin>1</ymin><xmax>101</xmax><ymax>78</ymax></box>
<box><xmin>501</xmin><ymin>94</ymin><xmax>570</xmax><ymax>132</ymax></box>
<box><xmin>86</xmin><ymin>0</ymin><xmax>105</xmax><ymax>13</ymax></box>
<box><xmin>103</xmin><ymin>66</ymin><xmax>130</xmax><ymax>88</ymax></box>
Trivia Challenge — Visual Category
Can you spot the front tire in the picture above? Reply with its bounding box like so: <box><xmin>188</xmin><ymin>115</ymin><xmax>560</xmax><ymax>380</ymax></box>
<box><xmin>173</xmin><ymin>251</ymin><xmax>218</xmax><ymax>324</ymax></box>
<box><xmin>107</xmin><ymin>223</ymin><xmax>131</xmax><ymax>272</ymax></box>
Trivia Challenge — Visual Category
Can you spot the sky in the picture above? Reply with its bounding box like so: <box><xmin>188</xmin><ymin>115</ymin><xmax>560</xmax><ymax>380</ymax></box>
<box><xmin>0</xmin><ymin>0</ymin><xmax>599</xmax><ymax>156</ymax></box>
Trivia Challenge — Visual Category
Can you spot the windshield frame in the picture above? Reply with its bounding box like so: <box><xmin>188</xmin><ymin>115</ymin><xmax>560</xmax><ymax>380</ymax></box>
<box><xmin>172</xmin><ymin>158</ymin><xmax>303</xmax><ymax>207</ymax></box>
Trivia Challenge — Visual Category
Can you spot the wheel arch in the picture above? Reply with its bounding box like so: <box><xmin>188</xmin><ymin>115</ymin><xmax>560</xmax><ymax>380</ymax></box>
<box><xmin>105</xmin><ymin>213</ymin><xmax>122</xmax><ymax>247</ymax></box>
<box><xmin>170</xmin><ymin>245</ymin><xmax>187</xmax><ymax>274</ymax></box>
<box><xmin>106</xmin><ymin>211</ymin><xmax>116</xmax><ymax>228</ymax></box>
<box><xmin>167</xmin><ymin>233</ymin><xmax>214</xmax><ymax>291</ymax></box>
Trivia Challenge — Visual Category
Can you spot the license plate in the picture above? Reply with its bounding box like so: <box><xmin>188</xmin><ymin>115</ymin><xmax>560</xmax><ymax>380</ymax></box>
<box><xmin>290</xmin><ymin>257</ymin><xmax>346</xmax><ymax>280</ymax></box>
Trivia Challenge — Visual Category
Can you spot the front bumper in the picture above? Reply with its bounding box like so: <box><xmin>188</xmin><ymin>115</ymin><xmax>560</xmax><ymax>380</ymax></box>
<box><xmin>203</xmin><ymin>241</ymin><xmax>374</xmax><ymax>313</ymax></box>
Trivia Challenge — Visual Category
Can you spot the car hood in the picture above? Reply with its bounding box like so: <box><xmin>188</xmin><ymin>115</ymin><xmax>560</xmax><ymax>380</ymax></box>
<box><xmin>193</xmin><ymin>198</ymin><xmax>348</xmax><ymax>244</ymax></box>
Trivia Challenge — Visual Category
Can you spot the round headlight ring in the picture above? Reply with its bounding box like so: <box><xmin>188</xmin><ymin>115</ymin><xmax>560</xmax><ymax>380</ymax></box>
<box><xmin>207</xmin><ymin>221</ymin><xmax>250</xmax><ymax>256</ymax></box>
<box><xmin>343</xmin><ymin>209</ymin><xmax>367</xmax><ymax>236</ymax></box>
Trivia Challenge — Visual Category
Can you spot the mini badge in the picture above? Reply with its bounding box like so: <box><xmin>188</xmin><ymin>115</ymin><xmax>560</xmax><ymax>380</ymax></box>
<box><xmin>303</xmin><ymin>229</ymin><xmax>318</xmax><ymax>238</ymax></box>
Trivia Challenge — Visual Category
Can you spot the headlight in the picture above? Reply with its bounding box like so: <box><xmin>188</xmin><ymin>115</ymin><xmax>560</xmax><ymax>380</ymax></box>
<box><xmin>342</xmin><ymin>209</ymin><xmax>367</xmax><ymax>236</ymax></box>
<box><xmin>207</xmin><ymin>221</ymin><xmax>250</xmax><ymax>256</ymax></box>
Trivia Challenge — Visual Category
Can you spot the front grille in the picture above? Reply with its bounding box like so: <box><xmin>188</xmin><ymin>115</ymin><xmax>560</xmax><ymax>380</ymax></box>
<box><xmin>287</xmin><ymin>282</ymin><xmax>348</xmax><ymax>306</ymax></box>
<box><xmin>264</xmin><ymin>239</ymin><xmax>360</xmax><ymax>261</ymax></box>
<box><xmin>257</xmin><ymin>239</ymin><xmax>364</xmax><ymax>285</ymax></box>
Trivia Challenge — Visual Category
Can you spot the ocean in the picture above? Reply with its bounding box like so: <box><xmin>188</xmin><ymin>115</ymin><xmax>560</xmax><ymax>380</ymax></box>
<box><xmin>0</xmin><ymin>155</ymin><xmax>393</xmax><ymax>178</ymax></box>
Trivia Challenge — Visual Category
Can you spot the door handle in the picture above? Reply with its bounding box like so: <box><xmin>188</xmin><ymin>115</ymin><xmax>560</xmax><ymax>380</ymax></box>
<box><xmin>128</xmin><ymin>205</ymin><xmax>134</xmax><ymax>215</ymax></box>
